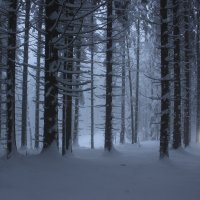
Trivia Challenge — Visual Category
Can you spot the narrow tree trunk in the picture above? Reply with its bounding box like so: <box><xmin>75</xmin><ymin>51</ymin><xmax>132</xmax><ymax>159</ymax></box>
<box><xmin>73</xmin><ymin>40</ymin><xmax>81</xmax><ymax>147</ymax></box>
<box><xmin>120</xmin><ymin>36</ymin><xmax>126</xmax><ymax>144</ymax></box>
<box><xmin>21</xmin><ymin>0</ymin><xmax>31</xmax><ymax>148</ymax></box>
<box><xmin>126</xmin><ymin>37</ymin><xmax>134</xmax><ymax>144</ymax></box>
<box><xmin>105</xmin><ymin>0</ymin><xmax>113</xmax><ymax>151</ymax></box>
<box><xmin>172</xmin><ymin>0</ymin><xmax>181</xmax><ymax>149</ymax></box>
<box><xmin>90</xmin><ymin>6</ymin><xmax>94</xmax><ymax>149</ymax></box>
<box><xmin>35</xmin><ymin>0</ymin><xmax>43</xmax><ymax>149</ymax></box>
<box><xmin>183</xmin><ymin>0</ymin><xmax>190</xmax><ymax>147</ymax></box>
<box><xmin>43</xmin><ymin>0</ymin><xmax>59</xmax><ymax>150</ymax></box>
<box><xmin>160</xmin><ymin>0</ymin><xmax>169</xmax><ymax>158</ymax></box>
<box><xmin>6</xmin><ymin>0</ymin><xmax>18</xmax><ymax>156</ymax></box>
<box><xmin>196</xmin><ymin>1</ymin><xmax>200</xmax><ymax>143</ymax></box>
<box><xmin>135</xmin><ymin>19</ymin><xmax>140</xmax><ymax>144</ymax></box>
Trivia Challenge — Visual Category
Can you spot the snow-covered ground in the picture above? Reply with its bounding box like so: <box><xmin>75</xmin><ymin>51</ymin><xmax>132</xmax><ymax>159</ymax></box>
<box><xmin>0</xmin><ymin>141</ymin><xmax>200</xmax><ymax>200</ymax></box>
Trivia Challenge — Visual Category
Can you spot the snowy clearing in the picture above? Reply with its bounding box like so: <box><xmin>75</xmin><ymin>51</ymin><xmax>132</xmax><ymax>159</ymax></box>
<box><xmin>0</xmin><ymin>141</ymin><xmax>200</xmax><ymax>200</ymax></box>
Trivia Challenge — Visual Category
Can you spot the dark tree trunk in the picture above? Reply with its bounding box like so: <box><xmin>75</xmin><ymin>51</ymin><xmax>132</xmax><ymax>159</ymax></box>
<box><xmin>21</xmin><ymin>0</ymin><xmax>31</xmax><ymax>147</ymax></box>
<box><xmin>196</xmin><ymin>1</ymin><xmax>200</xmax><ymax>143</ymax></box>
<box><xmin>183</xmin><ymin>0</ymin><xmax>190</xmax><ymax>147</ymax></box>
<box><xmin>90</xmin><ymin>6</ymin><xmax>94</xmax><ymax>149</ymax></box>
<box><xmin>172</xmin><ymin>0</ymin><xmax>181</xmax><ymax>149</ymax></box>
<box><xmin>35</xmin><ymin>0</ymin><xmax>44</xmax><ymax>149</ymax></box>
<box><xmin>105</xmin><ymin>0</ymin><xmax>113</xmax><ymax>151</ymax></box>
<box><xmin>6</xmin><ymin>0</ymin><xmax>18</xmax><ymax>156</ymax></box>
<box><xmin>43</xmin><ymin>0</ymin><xmax>59</xmax><ymax>150</ymax></box>
<box><xmin>160</xmin><ymin>0</ymin><xmax>169</xmax><ymax>158</ymax></box>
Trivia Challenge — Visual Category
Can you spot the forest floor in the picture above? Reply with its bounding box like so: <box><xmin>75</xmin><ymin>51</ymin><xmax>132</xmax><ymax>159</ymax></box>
<box><xmin>0</xmin><ymin>141</ymin><xmax>200</xmax><ymax>200</ymax></box>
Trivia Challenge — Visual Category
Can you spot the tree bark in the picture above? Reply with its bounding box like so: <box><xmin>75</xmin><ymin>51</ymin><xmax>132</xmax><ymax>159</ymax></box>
<box><xmin>105</xmin><ymin>0</ymin><xmax>113</xmax><ymax>151</ymax></box>
<box><xmin>21</xmin><ymin>0</ymin><xmax>31</xmax><ymax>147</ymax></box>
<box><xmin>160</xmin><ymin>0</ymin><xmax>169</xmax><ymax>158</ymax></box>
<box><xmin>172</xmin><ymin>0</ymin><xmax>181</xmax><ymax>149</ymax></box>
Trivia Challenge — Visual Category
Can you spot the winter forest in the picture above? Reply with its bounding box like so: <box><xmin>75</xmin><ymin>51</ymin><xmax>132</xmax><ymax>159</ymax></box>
<box><xmin>0</xmin><ymin>0</ymin><xmax>200</xmax><ymax>200</ymax></box>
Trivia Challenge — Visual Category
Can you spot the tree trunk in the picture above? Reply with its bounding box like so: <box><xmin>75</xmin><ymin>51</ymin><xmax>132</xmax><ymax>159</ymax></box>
<box><xmin>135</xmin><ymin>18</ymin><xmax>140</xmax><ymax>144</ymax></box>
<box><xmin>21</xmin><ymin>0</ymin><xmax>31</xmax><ymax>148</ymax></box>
<box><xmin>172</xmin><ymin>0</ymin><xmax>181</xmax><ymax>149</ymax></box>
<box><xmin>35</xmin><ymin>0</ymin><xmax>44</xmax><ymax>149</ymax></box>
<box><xmin>6</xmin><ymin>0</ymin><xmax>18</xmax><ymax>156</ymax></box>
<box><xmin>90</xmin><ymin>6</ymin><xmax>94</xmax><ymax>149</ymax></box>
<box><xmin>43</xmin><ymin>0</ymin><xmax>59</xmax><ymax>150</ymax></box>
<box><xmin>105</xmin><ymin>0</ymin><xmax>113</xmax><ymax>151</ymax></box>
<box><xmin>196</xmin><ymin>1</ymin><xmax>200</xmax><ymax>143</ymax></box>
<box><xmin>183</xmin><ymin>0</ymin><xmax>190</xmax><ymax>147</ymax></box>
<box><xmin>160</xmin><ymin>0</ymin><xmax>169</xmax><ymax>158</ymax></box>
<box><xmin>126</xmin><ymin>37</ymin><xmax>134</xmax><ymax>144</ymax></box>
<box><xmin>120</xmin><ymin>36</ymin><xmax>126</xmax><ymax>144</ymax></box>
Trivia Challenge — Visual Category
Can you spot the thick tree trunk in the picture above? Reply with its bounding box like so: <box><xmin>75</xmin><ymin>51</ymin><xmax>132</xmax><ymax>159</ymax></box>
<box><xmin>43</xmin><ymin>0</ymin><xmax>59</xmax><ymax>150</ymax></box>
<box><xmin>105</xmin><ymin>0</ymin><xmax>113</xmax><ymax>151</ymax></box>
<box><xmin>160</xmin><ymin>0</ymin><xmax>169</xmax><ymax>158</ymax></box>
<box><xmin>21</xmin><ymin>0</ymin><xmax>31</xmax><ymax>148</ymax></box>
<box><xmin>135</xmin><ymin>19</ymin><xmax>140</xmax><ymax>144</ymax></box>
<box><xmin>172</xmin><ymin>0</ymin><xmax>181</xmax><ymax>149</ymax></box>
<box><xmin>6</xmin><ymin>0</ymin><xmax>18</xmax><ymax>156</ymax></box>
<box><xmin>183</xmin><ymin>0</ymin><xmax>190</xmax><ymax>147</ymax></box>
<box><xmin>35</xmin><ymin>0</ymin><xmax>43</xmax><ymax>149</ymax></box>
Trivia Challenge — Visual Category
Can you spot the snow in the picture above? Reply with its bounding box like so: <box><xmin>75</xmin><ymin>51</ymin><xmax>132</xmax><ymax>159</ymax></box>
<box><xmin>0</xmin><ymin>141</ymin><xmax>200</xmax><ymax>200</ymax></box>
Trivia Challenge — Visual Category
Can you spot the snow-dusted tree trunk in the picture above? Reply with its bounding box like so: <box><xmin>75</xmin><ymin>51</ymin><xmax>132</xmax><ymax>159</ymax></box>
<box><xmin>105</xmin><ymin>0</ymin><xmax>113</xmax><ymax>151</ymax></box>
<box><xmin>35</xmin><ymin>0</ymin><xmax>44</xmax><ymax>149</ymax></box>
<box><xmin>172</xmin><ymin>0</ymin><xmax>181</xmax><ymax>149</ymax></box>
<box><xmin>196</xmin><ymin>1</ymin><xmax>200</xmax><ymax>143</ymax></box>
<box><xmin>43</xmin><ymin>0</ymin><xmax>59</xmax><ymax>150</ymax></box>
<box><xmin>183</xmin><ymin>0</ymin><xmax>190</xmax><ymax>147</ymax></box>
<box><xmin>160</xmin><ymin>0</ymin><xmax>170</xmax><ymax>158</ymax></box>
<box><xmin>135</xmin><ymin>18</ymin><xmax>140</xmax><ymax>144</ymax></box>
<box><xmin>6</xmin><ymin>0</ymin><xmax>18</xmax><ymax>156</ymax></box>
<box><xmin>21</xmin><ymin>0</ymin><xmax>31</xmax><ymax>148</ymax></box>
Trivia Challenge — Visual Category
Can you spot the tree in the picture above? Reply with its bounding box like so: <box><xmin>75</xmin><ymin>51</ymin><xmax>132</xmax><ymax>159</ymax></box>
<box><xmin>6</xmin><ymin>0</ymin><xmax>18</xmax><ymax>156</ymax></box>
<box><xmin>21</xmin><ymin>0</ymin><xmax>31</xmax><ymax>148</ymax></box>
<box><xmin>43</xmin><ymin>0</ymin><xmax>59</xmax><ymax>150</ymax></box>
<box><xmin>172</xmin><ymin>0</ymin><xmax>181</xmax><ymax>149</ymax></box>
<box><xmin>104</xmin><ymin>0</ymin><xmax>113</xmax><ymax>151</ymax></box>
<box><xmin>160</xmin><ymin>0</ymin><xmax>170</xmax><ymax>158</ymax></box>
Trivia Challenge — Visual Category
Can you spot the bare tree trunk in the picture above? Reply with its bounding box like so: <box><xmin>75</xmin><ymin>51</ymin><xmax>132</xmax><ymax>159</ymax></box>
<box><xmin>35</xmin><ymin>0</ymin><xmax>43</xmax><ymax>149</ymax></box>
<box><xmin>196</xmin><ymin>1</ymin><xmax>200</xmax><ymax>143</ymax></box>
<box><xmin>120</xmin><ymin>36</ymin><xmax>126</xmax><ymax>144</ymax></box>
<box><xmin>135</xmin><ymin>19</ymin><xmax>140</xmax><ymax>144</ymax></box>
<box><xmin>172</xmin><ymin>0</ymin><xmax>181</xmax><ymax>149</ymax></box>
<box><xmin>160</xmin><ymin>0</ymin><xmax>169</xmax><ymax>158</ymax></box>
<box><xmin>183</xmin><ymin>0</ymin><xmax>190</xmax><ymax>147</ymax></box>
<box><xmin>105</xmin><ymin>0</ymin><xmax>113</xmax><ymax>151</ymax></box>
<box><xmin>21</xmin><ymin>0</ymin><xmax>31</xmax><ymax>148</ymax></box>
<box><xmin>43</xmin><ymin>0</ymin><xmax>59</xmax><ymax>150</ymax></box>
<box><xmin>6</xmin><ymin>0</ymin><xmax>18</xmax><ymax>156</ymax></box>
<box><xmin>90</xmin><ymin>6</ymin><xmax>94</xmax><ymax>149</ymax></box>
<box><xmin>126</xmin><ymin>37</ymin><xmax>134</xmax><ymax>144</ymax></box>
